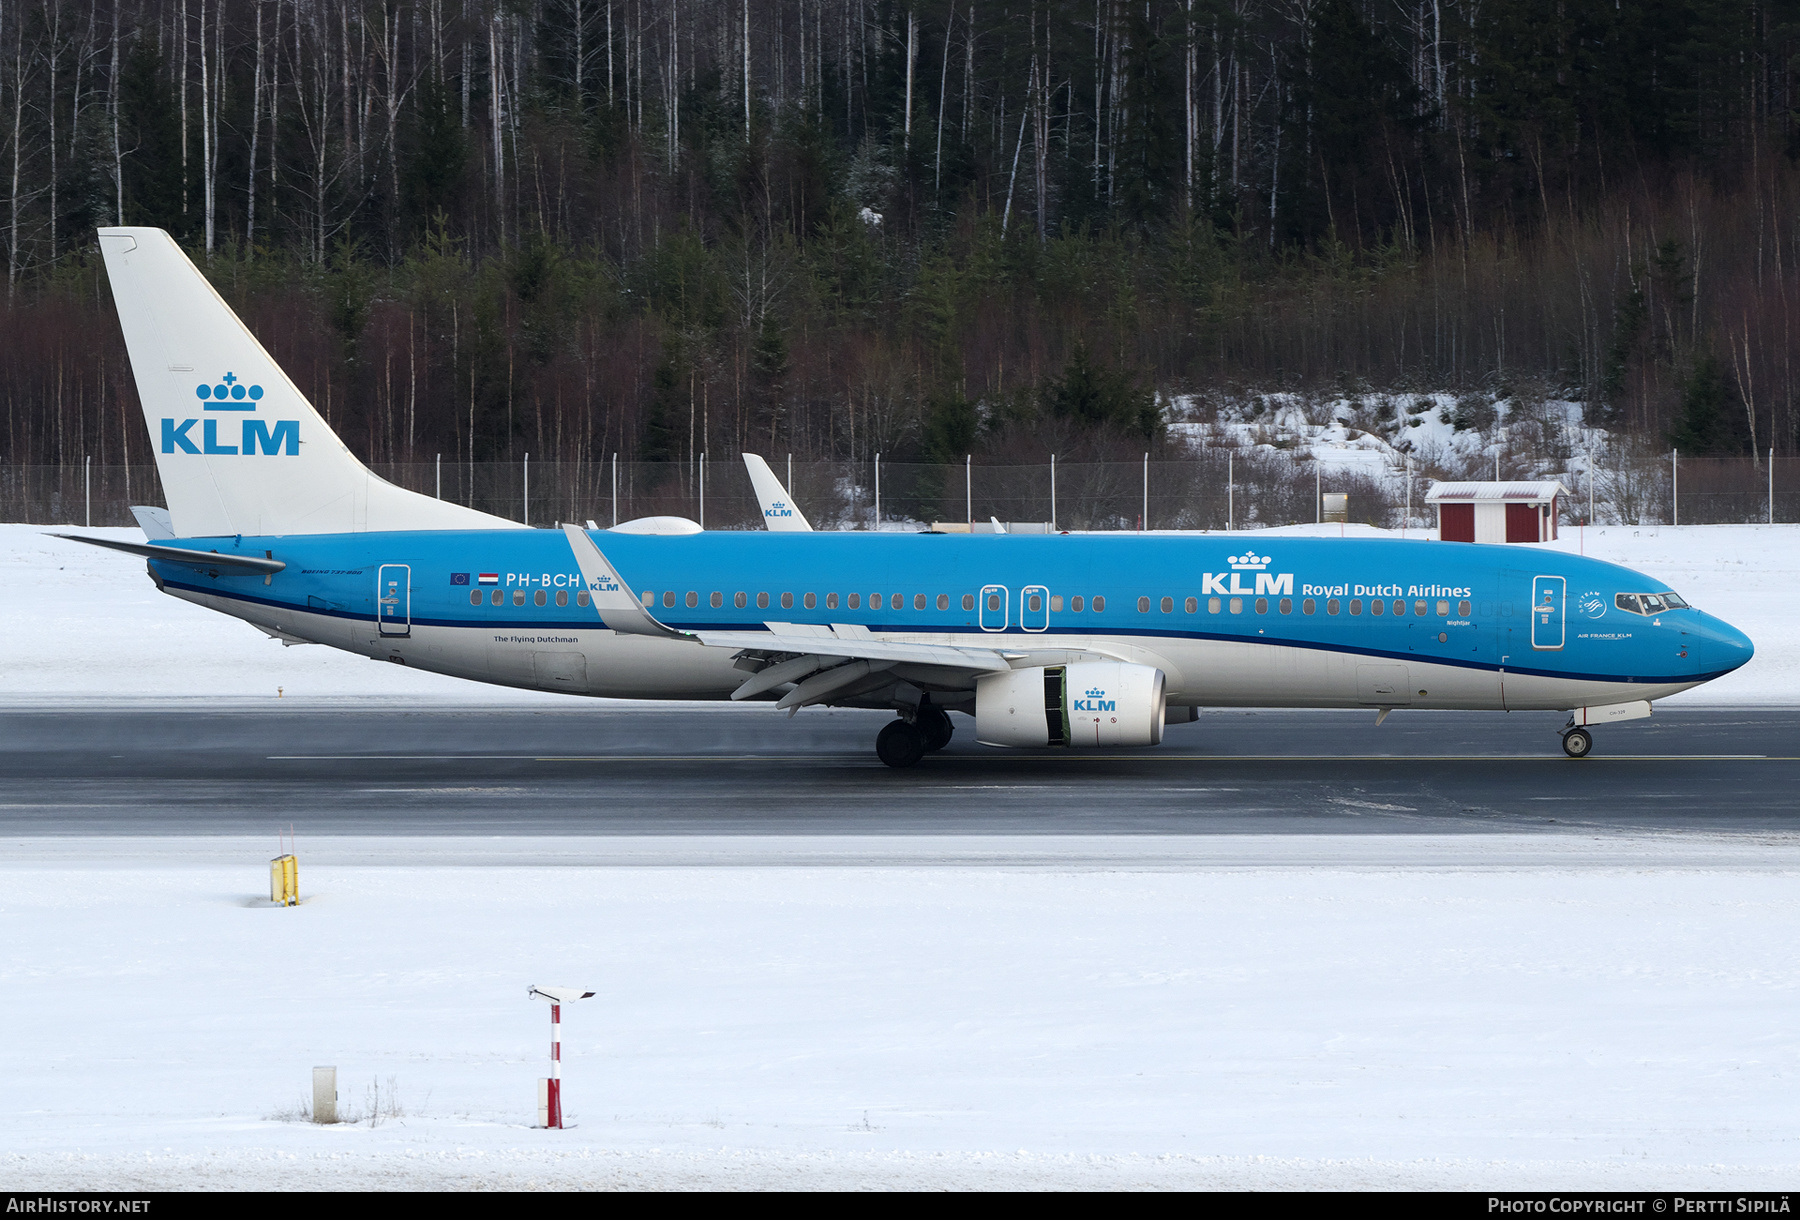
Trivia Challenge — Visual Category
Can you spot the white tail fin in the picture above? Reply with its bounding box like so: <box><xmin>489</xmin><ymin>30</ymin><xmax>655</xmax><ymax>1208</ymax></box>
<box><xmin>98</xmin><ymin>227</ymin><xmax>516</xmax><ymax>537</ymax></box>
<box><xmin>741</xmin><ymin>453</ymin><xmax>813</xmax><ymax>531</ymax></box>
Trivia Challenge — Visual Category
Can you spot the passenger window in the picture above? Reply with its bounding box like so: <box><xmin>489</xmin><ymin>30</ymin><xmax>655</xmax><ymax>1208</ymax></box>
<box><xmin>1459</xmin><ymin>600</ymin><xmax>1471</xmax><ymax>616</ymax></box>
<box><xmin>537</xmin><ymin>590</ymin><xmax>549</xmax><ymax>607</ymax></box>
<box><xmin>827</xmin><ymin>593</ymin><xmax>839</xmax><ymax>609</ymax></box>
<box><xmin>1229</xmin><ymin>597</ymin><xmax>1243</xmax><ymax>614</ymax></box>
<box><xmin>1327</xmin><ymin>599</ymin><xmax>1340</xmax><ymax>615</ymax></box>
<box><xmin>961</xmin><ymin>594</ymin><xmax>973</xmax><ymax>611</ymax></box>
<box><xmin>1437</xmin><ymin>600</ymin><xmax>1450</xmax><ymax>616</ymax></box>
<box><xmin>576</xmin><ymin>591</ymin><xmax>590</xmax><ymax>607</ymax></box>
<box><xmin>1393</xmin><ymin>600</ymin><xmax>1405</xmax><ymax>616</ymax></box>
<box><xmin>1159</xmin><ymin>596</ymin><xmax>1172</xmax><ymax>613</ymax></box>
<box><xmin>871</xmin><ymin>593</ymin><xmax>884</xmax><ymax>610</ymax></box>
<box><xmin>493</xmin><ymin>589</ymin><xmax>505</xmax><ymax>605</ymax></box>
<box><xmin>1184</xmin><ymin>597</ymin><xmax>1197</xmax><ymax>613</ymax></box>
<box><xmin>1093</xmin><ymin>596</ymin><xmax>1105</xmax><ymax>612</ymax></box>
<box><xmin>985</xmin><ymin>594</ymin><xmax>998</xmax><ymax>612</ymax></box>
<box><xmin>1028</xmin><ymin>594</ymin><xmax>1043</xmax><ymax>612</ymax></box>
<box><xmin>1349</xmin><ymin>599</ymin><xmax>1362</xmax><ymax>615</ymax></box>
<box><xmin>915</xmin><ymin>594</ymin><xmax>927</xmax><ymax>610</ymax></box>
<box><xmin>850</xmin><ymin>593</ymin><xmax>862</xmax><ymax>609</ymax></box>
<box><xmin>734</xmin><ymin>592</ymin><xmax>747</xmax><ymax>608</ymax></box>
<box><xmin>892</xmin><ymin>593</ymin><xmax>903</xmax><ymax>608</ymax></box>
<box><xmin>804</xmin><ymin>593</ymin><xmax>816</xmax><ymax>609</ymax></box>
<box><xmin>557</xmin><ymin>590</ymin><xmax>569</xmax><ymax>607</ymax></box>
<box><xmin>781</xmin><ymin>592</ymin><xmax>794</xmax><ymax>609</ymax></box>
<box><xmin>1303</xmin><ymin>598</ymin><xmax>1316</xmax><ymax>615</ymax></box>
<box><xmin>1208</xmin><ymin>597</ymin><xmax>1221</xmax><ymax>613</ymax></box>
<box><xmin>1279</xmin><ymin>598</ymin><xmax>1292</xmax><ymax>615</ymax></box>
<box><xmin>663</xmin><ymin>591</ymin><xmax>675</xmax><ymax>608</ymax></box>
<box><xmin>1138</xmin><ymin>597</ymin><xmax>1150</xmax><ymax>612</ymax></box>
<box><xmin>470</xmin><ymin>589</ymin><xmax>482</xmax><ymax>606</ymax></box>
<box><xmin>1071</xmin><ymin>595</ymin><xmax>1083</xmax><ymax>612</ymax></box>
<box><xmin>514</xmin><ymin>590</ymin><xmax>527</xmax><ymax>606</ymax></box>
<box><xmin>711</xmin><ymin>592</ymin><xmax>723</xmax><ymax>608</ymax></box>
<box><xmin>1414</xmin><ymin>600</ymin><xmax>1426</xmax><ymax>617</ymax></box>
<box><xmin>686</xmin><ymin>591</ymin><xmax>698</xmax><ymax>608</ymax></box>
<box><xmin>757</xmin><ymin>592</ymin><xmax>770</xmax><ymax>609</ymax></box>
<box><xmin>940</xmin><ymin>594</ymin><xmax>951</xmax><ymax>610</ymax></box>
<box><xmin>1371</xmin><ymin>599</ymin><xmax>1385</xmax><ymax>616</ymax></box>
<box><xmin>1500</xmin><ymin>602</ymin><xmax>1513</xmax><ymax>617</ymax></box>
<box><xmin>1255</xmin><ymin>597</ymin><xmax>1268</xmax><ymax>614</ymax></box>
<box><xmin>640</xmin><ymin>591</ymin><xmax>655</xmax><ymax>607</ymax></box>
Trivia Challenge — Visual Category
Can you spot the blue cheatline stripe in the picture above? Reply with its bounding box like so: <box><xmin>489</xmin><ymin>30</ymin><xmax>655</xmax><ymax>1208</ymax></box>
<box><xmin>161</xmin><ymin>578</ymin><xmax>1716</xmax><ymax>686</ymax></box>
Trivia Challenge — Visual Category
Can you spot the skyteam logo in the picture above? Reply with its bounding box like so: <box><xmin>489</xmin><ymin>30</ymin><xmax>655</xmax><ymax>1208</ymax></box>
<box><xmin>1203</xmin><ymin>552</ymin><xmax>1292</xmax><ymax>597</ymax></box>
<box><xmin>765</xmin><ymin>500</ymin><xmax>796</xmax><ymax>519</ymax></box>
<box><xmin>1071</xmin><ymin>686</ymin><xmax>1115</xmax><ymax>712</ymax></box>
<box><xmin>161</xmin><ymin>371</ymin><xmax>299</xmax><ymax>456</ymax></box>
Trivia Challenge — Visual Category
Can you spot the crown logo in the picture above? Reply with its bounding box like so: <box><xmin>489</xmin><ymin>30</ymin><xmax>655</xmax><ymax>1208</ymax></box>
<box><xmin>196</xmin><ymin>371</ymin><xmax>265</xmax><ymax>411</ymax></box>
<box><xmin>1228</xmin><ymin>553</ymin><xmax>1271</xmax><ymax>570</ymax></box>
<box><xmin>1084</xmin><ymin>688</ymin><xmax>1106</xmax><ymax>698</ymax></box>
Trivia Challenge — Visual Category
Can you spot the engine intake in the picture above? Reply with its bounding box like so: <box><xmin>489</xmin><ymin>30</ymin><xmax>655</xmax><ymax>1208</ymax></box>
<box><xmin>975</xmin><ymin>662</ymin><xmax>1166</xmax><ymax>748</ymax></box>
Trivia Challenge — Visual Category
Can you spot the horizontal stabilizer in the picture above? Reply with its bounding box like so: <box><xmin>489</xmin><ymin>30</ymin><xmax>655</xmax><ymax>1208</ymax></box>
<box><xmin>50</xmin><ymin>532</ymin><xmax>286</xmax><ymax>574</ymax></box>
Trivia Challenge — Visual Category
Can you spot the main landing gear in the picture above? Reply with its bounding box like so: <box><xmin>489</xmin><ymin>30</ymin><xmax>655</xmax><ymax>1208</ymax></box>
<box><xmin>875</xmin><ymin>706</ymin><xmax>956</xmax><ymax>769</ymax></box>
<box><xmin>1560</xmin><ymin>726</ymin><xmax>1594</xmax><ymax>758</ymax></box>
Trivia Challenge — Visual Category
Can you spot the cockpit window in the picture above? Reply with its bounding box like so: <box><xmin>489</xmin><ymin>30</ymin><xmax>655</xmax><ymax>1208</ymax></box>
<box><xmin>1615</xmin><ymin>591</ymin><xmax>1689</xmax><ymax>616</ymax></box>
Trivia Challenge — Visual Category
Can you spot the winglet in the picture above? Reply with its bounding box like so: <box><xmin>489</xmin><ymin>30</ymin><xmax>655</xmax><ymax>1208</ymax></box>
<box><xmin>742</xmin><ymin>454</ymin><xmax>813</xmax><ymax>532</ymax></box>
<box><xmin>561</xmin><ymin>524</ymin><xmax>690</xmax><ymax>639</ymax></box>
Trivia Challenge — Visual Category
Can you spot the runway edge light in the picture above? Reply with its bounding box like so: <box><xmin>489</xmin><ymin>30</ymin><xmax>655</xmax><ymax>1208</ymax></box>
<box><xmin>529</xmin><ymin>986</ymin><xmax>595</xmax><ymax>1129</ymax></box>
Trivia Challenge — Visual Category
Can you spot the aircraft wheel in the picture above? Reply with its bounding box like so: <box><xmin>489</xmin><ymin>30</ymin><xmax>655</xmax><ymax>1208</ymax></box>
<box><xmin>876</xmin><ymin>719</ymin><xmax>928</xmax><ymax>769</ymax></box>
<box><xmin>918</xmin><ymin>706</ymin><xmax>955</xmax><ymax>752</ymax></box>
<box><xmin>1561</xmin><ymin>727</ymin><xmax>1593</xmax><ymax>758</ymax></box>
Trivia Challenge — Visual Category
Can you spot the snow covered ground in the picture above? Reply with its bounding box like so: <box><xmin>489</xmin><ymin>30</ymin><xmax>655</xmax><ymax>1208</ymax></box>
<box><xmin>4</xmin><ymin>834</ymin><xmax>1800</xmax><ymax>1191</ymax></box>
<box><xmin>2</xmin><ymin>521</ymin><xmax>1791</xmax><ymax>704</ymax></box>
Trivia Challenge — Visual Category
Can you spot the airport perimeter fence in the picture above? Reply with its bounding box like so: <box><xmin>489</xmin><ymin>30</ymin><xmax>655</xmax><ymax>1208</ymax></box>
<box><xmin>4</xmin><ymin>452</ymin><xmax>1796</xmax><ymax>531</ymax></box>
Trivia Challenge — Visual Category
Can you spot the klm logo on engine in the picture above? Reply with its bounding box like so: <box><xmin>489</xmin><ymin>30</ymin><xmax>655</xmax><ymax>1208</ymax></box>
<box><xmin>160</xmin><ymin>372</ymin><xmax>299</xmax><ymax>456</ymax></box>
<box><xmin>1202</xmin><ymin>551</ymin><xmax>1293</xmax><ymax>597</ymax></box>
<box><xmin>1071</xmin><ymin>686</ymin><xmax>1115</xmax><ymax>712</ymax></box>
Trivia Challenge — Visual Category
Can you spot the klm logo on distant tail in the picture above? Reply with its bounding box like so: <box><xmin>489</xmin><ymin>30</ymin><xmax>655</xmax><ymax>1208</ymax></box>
<box><xmin>1071</xmin><ymin>686</ymin><xmax>1115</xmax><ymax>712</ymax></box>
<box><xmin>160</xmin><ymin>372</ymin><xmax>299</xmax><ymax>456</ymax></box>
<box><xmin>1201</xmin><ymin>552</ymin><xmax>1294</xmax><ymax>597</ymax></box>
<box><xmin>765</xmin><ymin>501</ymin><xmax>795</xmax><ymax>519</ymax></box>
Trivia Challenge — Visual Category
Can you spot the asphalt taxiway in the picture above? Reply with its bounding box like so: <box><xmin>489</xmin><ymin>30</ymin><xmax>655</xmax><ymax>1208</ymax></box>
<box><xmin>0</xmin><ymin>702</ymin><xmax>1794</xmax><ymax>836</ymax></box>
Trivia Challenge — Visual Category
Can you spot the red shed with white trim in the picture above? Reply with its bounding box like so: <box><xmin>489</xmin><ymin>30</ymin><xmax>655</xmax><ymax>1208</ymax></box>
<box><xmin>1425</xmin><ymin>481</ymin><xmax>1568</xmax><ymax>543</ymax></box>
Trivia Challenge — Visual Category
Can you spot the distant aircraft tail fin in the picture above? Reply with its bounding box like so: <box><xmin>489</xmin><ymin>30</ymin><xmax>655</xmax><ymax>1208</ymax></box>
<box><xmin>98</xmin><ymin>227</ymin><xmax>516</xmax><ymax>538</ymax></box>
<box><xmin>741</xmin><ymin>453</ymin><xmax>813</xmax><ymax>532</ymax></box>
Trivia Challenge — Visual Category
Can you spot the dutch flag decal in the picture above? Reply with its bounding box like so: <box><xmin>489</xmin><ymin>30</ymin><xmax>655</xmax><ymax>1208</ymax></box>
<box><xmin>477</xmin><ymin>573</ymin><xmax>500</xmax><ymax>586</ymax></box>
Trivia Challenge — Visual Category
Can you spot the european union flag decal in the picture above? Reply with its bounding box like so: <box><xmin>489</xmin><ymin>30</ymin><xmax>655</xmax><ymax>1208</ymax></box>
<box><xmin>450</xmin><ymin>572</ymin><xmax>470</xmax><ymax>586</ymax></box>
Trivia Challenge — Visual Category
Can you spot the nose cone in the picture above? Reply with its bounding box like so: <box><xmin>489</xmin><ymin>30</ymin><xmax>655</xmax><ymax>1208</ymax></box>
<box><xmin>1700</xmin><ymin>613</ymin><xmax>1755</xmax><ymax>677</ymax></box>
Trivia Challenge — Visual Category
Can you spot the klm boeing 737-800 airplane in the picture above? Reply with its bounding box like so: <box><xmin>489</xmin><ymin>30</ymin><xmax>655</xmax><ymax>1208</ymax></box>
<box><xmin>62</xmin><ymin>228</ymin><xmax>1753</xmax><ymax>767</ymax></box>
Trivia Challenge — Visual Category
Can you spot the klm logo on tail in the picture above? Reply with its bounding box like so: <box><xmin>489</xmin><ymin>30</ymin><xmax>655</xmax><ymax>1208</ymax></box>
<box><xmin>161</xmin><ymin>372</ymin><xmax>298</xmax><ymax>456</ymax></box>
<box><xmin>766</xmin><ymin>501</ymin><xmax>795</xmax><ymax>519</ymax></box>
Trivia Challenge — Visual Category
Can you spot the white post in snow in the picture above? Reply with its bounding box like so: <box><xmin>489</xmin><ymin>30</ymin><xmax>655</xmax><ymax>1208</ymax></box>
<box><xmin>312</xmin><ymin>1066</ymin><xmax>337</xmax><ymax>1124</ymax></box>
<box><xmin>84</xmin><ymin>455</ymin><xmax>91</xmax><ymax>527</ymax></box>
<box><xmin>874</xmin><ymin>453</ymin><xmax>881</xmax><ymax>531</ymax></box>
<box><xmin>699</xmin><ymin>452</ymin><xmax>705</xmax><ymax>529</ymax></box>
<box><xmin>965</xmin><ymin>454</ymin><xmax>972</xmax><ymax>528</ymax></box>
<box><xmin>1770</xmin><ymin>448</ymin><xmax>1776</xmax><ymax>524</ymax></box>
<box><xmin>1316</xmin><ymin>463</ymin><xmax>1322</xmax><ymax>524</ymax></box>
<box><xmin>436</xmin><ymin>453</ymin><xmax>442</xmax><ymax>500</ymax></box>
<box><xmin>529</xmin><ymin>986</ymin><xmax>593</xmax><ymax>1130</ymax></box>
<box><xmin>611</xmin><ymin>453</ymin><xmax>619</xmax><ymax>526</ymax></box>
<box><xmin>1672</xmin><ymin>448</ymin><xmax>1679</xmax><ymax>527</ymax></box>
<box><xmin>1142</xmin><ymin>453</ymin><xmax>1149</xmax><ymax>532</ymax></box>
<box><xmin>1227</xmin><ymin>450</ymin><xmax>1233</xmax><ymax>531</ymax></box>
<box><xmin>1050</xmin><ymin>454</ymin><xmax>1057</xmax><ymax>531</ymax></box>
<box><xmin>523</xmin><ymin>453</ymin><xmax>531</xmax><ymax>527</ymax></box>
<box><xmin>787</xmin><ymin>453</ymin><xmax>793</xmax><ymax>494</ymax></box>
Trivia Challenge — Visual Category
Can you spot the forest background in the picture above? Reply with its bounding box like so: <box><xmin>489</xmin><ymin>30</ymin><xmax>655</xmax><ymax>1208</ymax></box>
<box><xmin>2</xmin><ymin>0</ymin><xmax>1798</xmax><ymax>519</ymax></box>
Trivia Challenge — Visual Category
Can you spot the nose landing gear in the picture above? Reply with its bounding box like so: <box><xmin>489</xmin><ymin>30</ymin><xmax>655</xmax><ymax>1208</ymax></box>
<box><xmin>1560</xmin><ymin>726</ymin><xmax>1593</xmax><ymax>758</ymax></box>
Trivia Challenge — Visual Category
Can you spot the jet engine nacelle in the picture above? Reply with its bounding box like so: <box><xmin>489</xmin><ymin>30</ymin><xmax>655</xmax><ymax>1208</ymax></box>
<box><xmin>975</xmin><ymin>661</ymin><xmax>1166</xmax><ymax>748</ymax></box>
